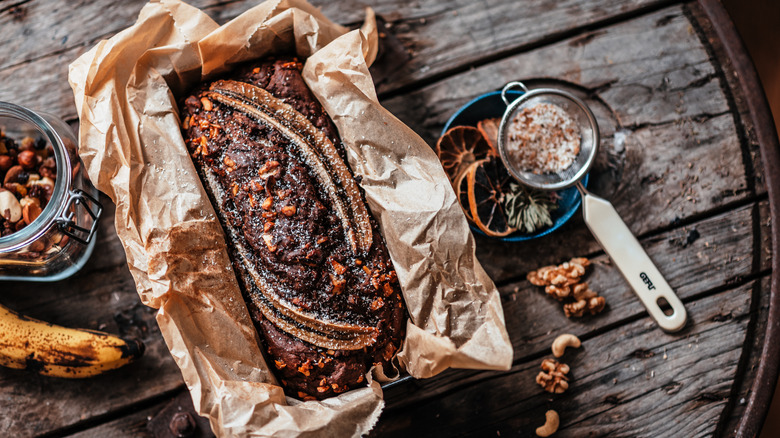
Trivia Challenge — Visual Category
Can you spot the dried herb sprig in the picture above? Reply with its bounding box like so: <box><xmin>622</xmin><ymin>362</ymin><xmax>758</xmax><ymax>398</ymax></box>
<box><xmin>503</xmin><ymin>183</ymin><xmax>557</xmax><ymax>233</ymax></box>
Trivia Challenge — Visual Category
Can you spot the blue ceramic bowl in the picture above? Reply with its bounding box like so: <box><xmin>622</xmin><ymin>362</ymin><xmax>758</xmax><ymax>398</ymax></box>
<box><xmin>442</xmin><ymin>90</ymin><xmax>587</xmax><ymax>242</ymax></box>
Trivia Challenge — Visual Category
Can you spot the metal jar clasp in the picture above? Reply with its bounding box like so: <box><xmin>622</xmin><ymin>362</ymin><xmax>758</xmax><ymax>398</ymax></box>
<box><xmin>55</xmin><ymin>189</ymin><xmax>103</xmax><ymax>245</ymax></box>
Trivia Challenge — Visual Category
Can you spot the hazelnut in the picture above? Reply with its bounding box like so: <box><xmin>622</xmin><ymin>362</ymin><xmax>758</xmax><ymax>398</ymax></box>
<box><xmin>4</xmin><ymin>165</ymin><xmax>26</xmax><ymax>185</ymax></box>
<box><xmin>16</xmin><ymin>150</ymin><xmax>38</xmax><ymax>170</ymax></box>
<box><xmin>0</xmin><ymin>155</ymin><xmax>12</xmax><ymax>172</ymax></box>
<box><xmin>0</xmin><ymin>189</ymin><xmax>22</xmax><ymax>223</ymax></box>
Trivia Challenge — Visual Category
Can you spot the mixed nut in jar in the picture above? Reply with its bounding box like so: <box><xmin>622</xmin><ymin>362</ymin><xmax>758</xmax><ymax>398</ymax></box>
<box><xmin>0</xmin><ymin>102</ymin><xmax>102</xmax><ymax>281</ymax></box>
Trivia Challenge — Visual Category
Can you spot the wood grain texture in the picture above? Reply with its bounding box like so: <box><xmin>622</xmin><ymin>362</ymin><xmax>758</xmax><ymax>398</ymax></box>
<box><xmin>67</xmin><ymin>391</ymin><xmax>214</xmax><ymax>438</ymax></box>
<box><xmin>381</xmin><ymin>6</ymin><xmax>754</xmax><ymax>281</ymax></box>
<box><xmin>0</xmin><ymin>198</ymin><xmax>184</xmax><ymax>437</ymax></box>
<box><xmin>0</xmin><ymin>0</ymin><xmax>772</xmax><ymax>436</ymax></box>
<box><xmin>0</xmin><ymin>0</ymin><xmax>667</xmax><ymax>120</ymax></box>
<box><xmin>380</xmin><ymin>200</ymin><xmax>764</xmax><ymax>413</ymax></box>
<box><xmin>374</xmin><ymin>281</ymin><xmax>756</xmax><ymax>437</ymax></box>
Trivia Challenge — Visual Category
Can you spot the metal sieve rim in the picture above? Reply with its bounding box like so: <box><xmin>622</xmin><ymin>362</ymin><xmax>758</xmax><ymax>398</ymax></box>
<box><xmin>497</xmin><ymin>86</ymin><xmax>600</xmax><ymax>191</ymax></box>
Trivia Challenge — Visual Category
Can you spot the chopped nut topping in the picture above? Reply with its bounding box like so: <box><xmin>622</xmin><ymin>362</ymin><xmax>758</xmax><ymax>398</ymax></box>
<box><xmin>182</xmin><ymin>115</ymin><xmax>191</xmax><ymax>130</ymax></box>
<box><xmin>383</xmin><ymin>342</ymin><xmax>396</xmax><ymax>361</ymax></box>
<box><xmin>536</xmin><ymin>359</ymin><xmax>570</xmax><ymax>393</ymax></box>
<box><xmin>330</xmin><ymin>259</ymin><xmax>347</xmax><ymax>275</ymax></box>
<box><xmin>262</xmin><ymin>197</ymin><xmax>273</xmax><ymax>210</ymax></box>
<box><xmin>317</xmin><ymin>386</ymin><xmax>329</xmax><ymax>393</ymax></box>
<box><xmin>316</xmin><ymin>236</ymin><xmax>329</xmax><ymax>245</ymax></box>
<box><xmin>200</xmin><ymin>97</ymin><xmax>213</xmax><ymax>111</ymax></box>
<box><xmin>262</xmin><ymin>233</ymin><xmax>277</xmax><ymax>252</ymax></box>
<box><xmin>382</xmin><ymin>282</ymin><xmax>394</xmax><ymax>297</ymax></box>
<box><xmin>231</xmin><ymin>182</ymin><xmax>239</xmax><ymax>196</ymax></box>
<box><xmin>370</xmin><ymin>297</ymin><xmax>385</xmax><ymax>311</ymax></box>
<box><xmin>249</xmin><ymin>180</ymin><xmax>264</xmax><ymax>192</ymax></box>
<box><xmin>223</xmin><ymin>156</ymin><xmax>236</xmax><ymax>169</ymax></box>
<box><xmin>263</xmin><ymin>222</ymin><xmax>274</xmax><ymax>232</ymax></box>
<box><xmin>258</xmin><ymin>160</ymin><xmax>280</xmax><ymax>179</ymax></box>
<box><xmin>281</xmin><ymin>61</ymin><xmax>304</xmax><ymax>70</ymax></box>
<box><xmin>329</xmin><ymin>274</ymin><xmax>346</xmax><ymax>295</ymax></box>
<box><xmin>297</xmin><ymin>391</ymin><xmax>316</xmax><ymax>401</ymax></box>
<box><xmin>281</xmin><ymin>205</ymin><xmax>296</xmax><ymax>216</ymax></box>
<box><xmin>198</xmin><ymin>137</ymin><xmax>209</xmax><ymax>156</ymax></box>
<box><xmin>274</xmin><ymin>360</ymin><xmax>286</xmax><ymax>369</ymax></box>
<box><xmin>297</xmin><ymin>361</ymin><xmax>312</xmax><ymax>376</ymax></box>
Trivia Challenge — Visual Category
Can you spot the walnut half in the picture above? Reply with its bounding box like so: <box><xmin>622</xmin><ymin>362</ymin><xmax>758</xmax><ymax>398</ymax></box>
<box><xmin>528</xmin><ymin>257</ymin><xmax>607</xmax><ymax>318</ymax></box>
<box><xmin>536</xmin><ymin>358</ymin><xmax>570</xmax><ymax>394</ymax></box>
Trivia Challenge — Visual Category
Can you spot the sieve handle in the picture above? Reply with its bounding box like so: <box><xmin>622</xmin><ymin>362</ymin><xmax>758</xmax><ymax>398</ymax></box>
<box><xmin>579</xmin><ymin>188</ymin><xmax>687</xmax><ymax>332</ymax></box>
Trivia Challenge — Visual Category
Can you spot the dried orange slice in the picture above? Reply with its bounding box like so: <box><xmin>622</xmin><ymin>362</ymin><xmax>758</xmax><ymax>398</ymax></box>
<box><xmin>454</xmin><ymin>160</ymin><xmax>480</xmax><ymax>221</ymax></box>
<box><xmin>467</xmin><ymin>156</ymin><xmax>517</xmax><ymax>237</ymax></box>
<box><xmin>436</xmin><ymin>126</ymin><xmax>492</xmax><ymax>183</ymax></box>
<box><xmin>477</xmin><ymin>118</ymin><xmax>501</xmax><ymax>155</ymax></box>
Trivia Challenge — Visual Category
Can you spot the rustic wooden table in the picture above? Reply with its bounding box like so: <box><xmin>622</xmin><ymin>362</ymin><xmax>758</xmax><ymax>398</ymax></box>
<box><xmin>1</xmin><ymin>0</ymin><xmax>778</xmax><ymax>436</ymax></box>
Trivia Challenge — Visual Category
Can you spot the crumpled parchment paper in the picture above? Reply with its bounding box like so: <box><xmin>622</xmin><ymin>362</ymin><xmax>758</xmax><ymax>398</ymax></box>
<box><xmin>68</xmin><ymin>0</ymin><xmax>513</xmax><ymax>436</ymax></box>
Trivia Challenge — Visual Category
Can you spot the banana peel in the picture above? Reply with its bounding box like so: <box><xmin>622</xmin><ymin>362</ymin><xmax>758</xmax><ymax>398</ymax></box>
<box><xmin>0</xmin><ymin>302</ymin><xmax>144</xmax><ymax>378</ymax></box>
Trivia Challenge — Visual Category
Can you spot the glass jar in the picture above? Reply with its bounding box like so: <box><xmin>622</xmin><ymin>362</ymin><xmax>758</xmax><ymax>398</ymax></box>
<box><xmin>0</xmin><ymin>102</ymin><xmax>102</xmax><ymax>281</ymax></box>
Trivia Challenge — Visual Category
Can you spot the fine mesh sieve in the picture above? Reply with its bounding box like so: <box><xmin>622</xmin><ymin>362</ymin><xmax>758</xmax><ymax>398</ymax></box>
<box><xmin>496</xmin><ymin>81</ymin><xmax>687</xmax><ymax>332</ymax></box>
<box><xmin>497</xmin><ymin>82</ymin><xmax>598</xmax><ymax>191</ymax></box>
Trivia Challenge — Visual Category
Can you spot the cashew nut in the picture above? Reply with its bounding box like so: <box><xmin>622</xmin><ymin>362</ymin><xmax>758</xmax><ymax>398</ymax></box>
<box><xmin>551</xmin><ymin>333</ymin><xmax>581</xmax><ymax>358</ymax></box>
<box><xmin>536</xmin><ymin>410</ymin><xmax>560</xmax><ymax>437</ymax></box>
<box><xmin>0</xmin><ymin>189</ymin><xmax>22</xmax><ymax>223</ymax></box>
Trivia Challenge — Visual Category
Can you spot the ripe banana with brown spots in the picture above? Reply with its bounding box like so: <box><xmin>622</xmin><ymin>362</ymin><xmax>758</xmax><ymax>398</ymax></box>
<box><xmin>0</xmin><ymin>302</ymin><xmax>144</xmax><ymax>378</ymax></box>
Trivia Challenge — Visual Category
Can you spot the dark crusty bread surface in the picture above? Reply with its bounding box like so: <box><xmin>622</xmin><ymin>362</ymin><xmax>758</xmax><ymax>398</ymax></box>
<box><xmin>180</xmin><ymin>58</ymin><xmax>406</xmax><ymax>400</ymax></box>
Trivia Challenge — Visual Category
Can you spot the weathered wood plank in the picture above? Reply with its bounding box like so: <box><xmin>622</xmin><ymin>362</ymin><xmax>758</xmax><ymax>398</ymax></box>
<box><xmin>718</xmin><ymin>276</ymin><xmax>770</xmax><ymax>436</ymax></box>
<box><xmin>67</xmin><ymin>391</ymin><xmax>214</xmax><ymax>438</ymax></box>
<box><xmin>381</xmin><ymin>6</ymin><xmax>753</xmax><ymax>281</ymax></box>
<box><xmin>0</xmin><ymin>197</ymin><xmax>184</xmax><ymax>437</ymax></box>
<box><xmin>66</xmin><ymin>404</ymin><xmax>157</xmax><ymax>438</ymax></box>
<box><xmin>0</xmin><ymin>0</ymin><xmax>668</xmax><ymax>120</ymax></box>
<box><xmin>0</xmin><ymin>1</ymin><xmax>769</xmax><ymax>436</ymax></box>
<box><xmin>11</xmin><ymin>199</ymin><xmax>758</xmax><ymax>437</ymax></box>
<box><xmin>501</xmin><ymin>200</ymin><xmax>758</xmax><ymax>362</ymax></box>
<box><xmin>374</xmin><ymin>281</ymin><xmax>755</xmax><ymax>437</ymax></box>
<box><xmin>380</xmin><ymin>199</ymin><xmax>762</xmax><ymax>415</ymax></box>
<box><xmin>686</xmin><ymin>2</ymin><xmax>768</xmax><ymax>197</ymax></box>
<box><xmin>760</xmin><ymin>200</ymin><xmax>772</xmax><ymax>272</ymax></box>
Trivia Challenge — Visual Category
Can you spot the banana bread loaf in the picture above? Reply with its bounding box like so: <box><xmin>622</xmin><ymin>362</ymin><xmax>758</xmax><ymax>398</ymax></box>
<box><xmin>180</xmin><ymin>58</ymin><xmax>406</xmax><ymax>400</ymax></box>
